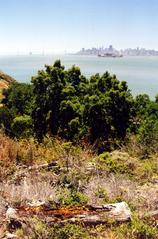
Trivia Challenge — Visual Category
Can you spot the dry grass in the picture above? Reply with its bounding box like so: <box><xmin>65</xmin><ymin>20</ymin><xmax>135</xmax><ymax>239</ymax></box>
<box><xmin>0</xmin><ymin>174</ymin><xmax>58</xmax><ymax>205</ymax></box>
<box><xmin>0</xmin><ymin>135</ymin><xmax>157</xmax><ymax>213</ymax></box>
<box><xmin>0</xmin><ymin>80</ymin><xmax>8</xmax><ymax>102</ymax></box>
<box><xmin>0</xmin><ymin>133</ymin><xmax>17</xmax><ymax>163</ymax></box>
<box><xmin>0</xmin><ymin>135</ymin><xmax>157</xmax><ymax>238</ymax></box>
<box><xmin>84</xmin><ymin>174</ymin><xmax>158</xmax><ymax>213</ymax></box>
<box><xmin>0</xmin><ymin>133</ymin><xmax>17</xmax><ymax>181</ymax></box>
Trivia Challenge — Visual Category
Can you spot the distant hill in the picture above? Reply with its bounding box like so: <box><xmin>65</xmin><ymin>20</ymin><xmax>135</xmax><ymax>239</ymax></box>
<box><xmin>0</xmin><ymin>71</ymin><xmax>16</xmax><ymax>84</ymax></box>
<box><xmin>0</xmin><ymin>71</ymin><xmax>16</xmax><ymax>103</ymax></box>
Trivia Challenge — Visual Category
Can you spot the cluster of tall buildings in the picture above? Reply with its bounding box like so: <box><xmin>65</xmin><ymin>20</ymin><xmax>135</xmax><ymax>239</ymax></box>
<box><xmin>77</xmin><ymin>46</ymin><xmax>158</xmax><ymax>56</ymax></box>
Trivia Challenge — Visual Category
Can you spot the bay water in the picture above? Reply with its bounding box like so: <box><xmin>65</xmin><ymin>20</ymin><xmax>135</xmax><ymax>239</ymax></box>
<box><xmin>0</xmin><ymin>54</ymin><xmax>158</xmax><ymax>98</ymax></box>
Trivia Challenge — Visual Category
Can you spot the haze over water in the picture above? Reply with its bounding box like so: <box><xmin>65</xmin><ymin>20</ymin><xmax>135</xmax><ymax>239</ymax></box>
<box><xmin>0</xmin><ymin>54</ymin><xmax>158</xmax><ymax>99</ymax></box>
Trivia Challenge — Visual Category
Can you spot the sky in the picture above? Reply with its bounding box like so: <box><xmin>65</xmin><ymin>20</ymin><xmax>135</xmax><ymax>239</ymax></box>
<box><xmin>0</xmin><ymin>0</ymin><xmax>158</xmax><ymax>54</ymax></box>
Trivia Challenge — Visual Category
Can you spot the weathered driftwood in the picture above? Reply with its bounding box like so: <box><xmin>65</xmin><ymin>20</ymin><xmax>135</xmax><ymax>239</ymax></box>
<box><xmin>6</xmin><ymin>202</ymin><xmax>131</xmax><ymax>228</ymax></box>
<box><xmin>87</xmin><ymin>202</ymin><xmax>131</xmax><ymax>222</ymax></box>
<box><xmin>66</xmin><ymin>202</ymin><xmax>132</xmax><ymax>225</ymax></box>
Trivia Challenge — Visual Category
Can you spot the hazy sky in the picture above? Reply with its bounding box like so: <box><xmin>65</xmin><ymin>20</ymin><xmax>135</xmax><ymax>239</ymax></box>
<box><xmin>0</xmin><ymin>0</ymin><xmax>158</xmax><ymax>54</ymax></box>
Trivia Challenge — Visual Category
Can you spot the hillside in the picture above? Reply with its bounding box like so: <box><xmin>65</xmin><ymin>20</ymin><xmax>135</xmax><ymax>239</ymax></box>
<box><xmin>0</xmin><ymin>135</ymin><xmax>157</xmax><ymax>238</ymax></box>
<box><xmin>0</xmin><ymin>71</ymin><xmax>15</xmax><ymax>106</ymax></box>
<box><xmin>0</xmin><ymin>61</ymin><xmax>157</xmax><ymax>238</ymax></box>
<box><xmin>0</xmin><ymin>71</ymin><xmax>15</xmax><ymax>84</ymax></box>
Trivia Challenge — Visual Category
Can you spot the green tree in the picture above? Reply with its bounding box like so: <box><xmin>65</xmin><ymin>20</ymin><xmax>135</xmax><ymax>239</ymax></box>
<box><xmin>84</xmin><ymin>73</ymin><xmax>132</xmax><ymax>144</ymax></box>
<box><xmin>59</xmin><ymin>99</ymin><xmax>83</xmax><ymax>140</ymax></box>
<box><xmin>0</xmin><ymin>107</ymin><xmax>14</xmax><ymax>135</ymax></box>
<box><xmin>32</xmin><ymin>60</ymin><xmax>66</xmax><ymax>140</ymax></box>
<box><xmin>31</xmin><ymin>60</ymin><xmax>133</xmax><ymax>147</ymax></box>
<box><xmin>134</xmin><ymin>94</ymin><xmax>150</xmax><ymax>117</ymax></box>
<box><xmin>2</xmin><ymin>82</ymin><xmax>34</xmax><ymax>115</ymax></box>
<box><xmin>32</xmin><ymin>61</ymin><xmax>88</xmax><ymax>141</ymax></box>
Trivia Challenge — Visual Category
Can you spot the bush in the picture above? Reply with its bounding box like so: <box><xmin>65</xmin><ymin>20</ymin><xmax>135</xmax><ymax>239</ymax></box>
<box><xmin>58</xmin><ymin>188</ymin><xmax>88</xmax><ymax>206</ymax></box>
<box><xmin>96</xmin><ymin>151</ymin><xmax>137</xmax><ymax>176</ymax></box>
<box><xmin>11</xmin><ymin>115</ymin><xmax>33</xmax><ymax>138</ymax></box>
<box><xmin>52</xmin><ymin>223</ymin><xmax>89</xmax><ymax>239</ymax></box>
<box><xmin>138</xmin><ymin>117</ymin><xmax>158</xmax><ymax>157</ymax></box>
<box><xmin>16</xmin><ymin>218</ymin><xmax>89</xmax><ymax>239</ymax></box>
<box><xmin>0</xmin><ymin>107</ymin><xmax>14</xmax><ymax>134</ymax></box>
<box><xmin>114</xmin><ymin>214</ymin><xmax>158</xmax><ymax>239</ymax></box>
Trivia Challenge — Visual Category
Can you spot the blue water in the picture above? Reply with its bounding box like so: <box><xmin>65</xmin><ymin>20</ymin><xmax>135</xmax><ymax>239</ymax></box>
<box><xmin>0</xmin><ymin>54</ymin><xmax>158</xmax><ymax>98</ymax></box>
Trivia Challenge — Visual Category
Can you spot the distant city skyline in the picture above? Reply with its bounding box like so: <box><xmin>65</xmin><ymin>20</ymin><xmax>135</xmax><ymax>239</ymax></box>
<box><xmin>1</xmin><ymin>0</ymin><xmax>158</xmax><ymax>54</ymax></box>
<box><xmin>77</xmin><ymin>45</ymin><xmax>158</xmax><ymax>56</ymax></box>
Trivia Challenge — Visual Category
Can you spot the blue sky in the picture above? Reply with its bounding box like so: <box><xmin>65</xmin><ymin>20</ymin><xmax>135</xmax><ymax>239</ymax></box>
<box><xmin>0</xmin><ymin>0</ymin><xmax>158</xmax><ymax>54</ymax></box>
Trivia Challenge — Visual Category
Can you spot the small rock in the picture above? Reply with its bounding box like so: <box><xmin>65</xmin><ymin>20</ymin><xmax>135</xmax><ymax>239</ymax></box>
<box><xmin>6</xmin><ymin>207</ymin><xmax>18</xmax><ymax>220</ymax></box>
<box><xmin>102</xmin><ymin>202</ymin><xmax>131</xmax><ymax>222</ymax></box>
<box><xmin>6</xmin><ymin>232</ymin><xmax>19</xmax><ymax>239</ymax></box>
<box><xmin>27</xmin><ymin>199</ymin><xmax>47</xmax><ymax>207</ymax></box>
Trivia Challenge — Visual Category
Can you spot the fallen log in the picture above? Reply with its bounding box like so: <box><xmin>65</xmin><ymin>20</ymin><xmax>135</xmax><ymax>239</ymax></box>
<box><xmin>7</xmin><ymin>202</ymin><xmax>131</xmax><ymax>226</ymax></box>
<box><xmin>68</xmin><ymin>202</ymin><xmax>131</xmax><ymax>224</ymax></box>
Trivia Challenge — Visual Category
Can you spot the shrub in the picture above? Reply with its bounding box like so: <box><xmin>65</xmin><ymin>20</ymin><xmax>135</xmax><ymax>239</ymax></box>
<box><xmin>16</xmin><ymin>218</ymin><xmax>89</xmax><ymax>239</ymax></box>
<box><xmin>58</xmin><ymin>188</ymin><xmax>88</xmax><ymax>206</ymax></box>
<box><xmin>11</xmin><ymin>115</ymin><xmax>33</xmax><ymax>138</ymax></box>
<box><xmin>51</xmin><ymin>223</ymin><xmax>89</xmax><ymax>239</ymax></box>
<box><xmin>114</xmin><ymin>214</ymin><xmax>158</xmax><ymax>239</ymax></box>
<box><xmin>0</xmin><ymin>107</ymin><xmax>14</xmax><ymax>135</ymax></box>
<box><xmin>96</xmin><ymin>151</ymin><xmax>138</xmax><ymax>176</ymax></box>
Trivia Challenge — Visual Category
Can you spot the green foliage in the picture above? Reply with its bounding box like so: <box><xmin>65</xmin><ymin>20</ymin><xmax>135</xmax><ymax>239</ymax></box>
<box><xmin>0</xmin><ymin>60</ymin><xmax>133</xmax><ymax>146</ymax></box>
<box><xmin>96</xmin><ymin>151</ymin><xmax>137</xmax><ymax>176</ymax></box>
<box><xmin>114</xmin><ymin>214</ymin><xmax>158</xmax><ymax>239</ymax></box>
<box><xmin>2</xmin><ymin>82</ymin><xmax>34</xmax><ymax>115</ymax></box>
<box><xmin>95</xmin><ymin>186</ymin><xmax>110</xmax><ymax>203</ymax></box>
<box><xmin>84</xmin><ymin>73</ymin><xmax>133</xmax><ymax>146</ymax></box>
<box><xmin>32</xmin><ymin>60</ymin><xmax>66</xmax><ymax>140</ymax></box>
<box><xmin>52</xmin><ymin>224</ymin><xmax>88</xmax><ymax>239</ymax></box>
<box><xmin>18</xmin><ymin>217</ymin><xmax>89</xmax><ymax>239</ymax></box>
<box><xmin>11</xmin><ymin>115</ymin><xmax>33</xmax><ymax>138</ymax></box>
<box><xmin>30</xmin><ymin>60</ymin><xmax>133</xmax><ymax>145</ymax></box>
<box><xmin>0</xmin><ymin>107</ymin><xmax>14</xmax><ymax>134</ymax></box>
<box><xmin>58</xmin><ymin>188</ymin><xmax>88</xmax><ymax>206</ymax></box>
<box><xmin>132</xmin><ymin>98</ymin><xmax>158</xmax><ymax>157</ymax></box>
<box><xmin>59</xmin><ymin>99</ymin><xmax>83</xmax><ymax>140</ymax></box>
<box><xmin>3</xmin><ymin>59</ymin><xmax>158</xmax><ymax>156</ymax></box>
<box><xmin>1</xmin><ymin>82</ymin><xmax>34</xmax><ymax>138</ymax></box>
<box><xmin>134</xmin><ymin>94</ymin><xmax>150</xmax><ymax>117</ymax></box>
